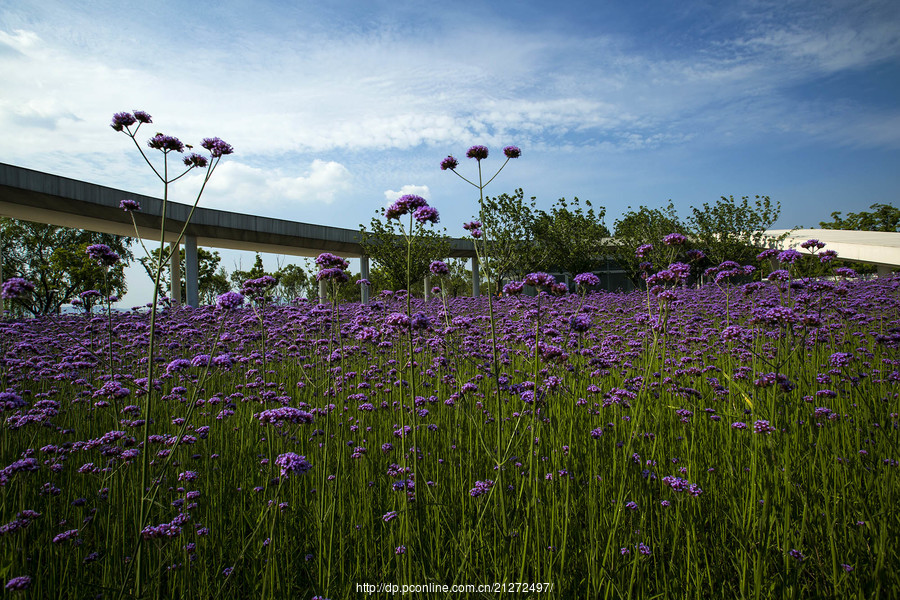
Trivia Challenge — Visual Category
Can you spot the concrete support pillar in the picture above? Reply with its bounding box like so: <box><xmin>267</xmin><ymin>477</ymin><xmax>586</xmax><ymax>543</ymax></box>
<box><xmin>424</xmin><ymin>274</ymin><xmax>432</xmax><ymax>301</ymax></box>
<box><xmin>360</xmin><ymin>255</ymin><xmax>370</xmax><ymax>304</ymax></box>
<box><xmin>169</xmin><ymin>242</ymin><xmax>182</xmax><ymax>305</ymax></box>
<box><xmin>877</xmin><ymin>264</ymin><xmax>892</xmax><ymax>277</ymax></box>
<box><xmin>319</xmin><ymin>278</ymin><xmax>327</xmax><ymax>304</ymax></box>
<box><xmin>471</xmin><ymin>255</ymin><xmax>480</xmax><ymax>298</ymax></box>
<box><xmin>185</xmin><ymin>235</ymin><xmax>199</xmax><ymax>308</ymax></box>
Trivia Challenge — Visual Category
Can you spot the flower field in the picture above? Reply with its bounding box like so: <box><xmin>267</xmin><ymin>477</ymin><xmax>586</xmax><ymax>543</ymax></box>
<box><xmin>2</xmin><ymin>275</ymin><xmax>899</xmax><ymax>598</ymax></box>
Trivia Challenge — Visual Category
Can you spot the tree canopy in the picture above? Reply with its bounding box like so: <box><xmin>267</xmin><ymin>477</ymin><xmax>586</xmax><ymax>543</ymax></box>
<box><xmin>612</xmin><ymin>202</ymin><xmax>689</xmax><ymax>285</ymax></box>
<box><xmin>1</xmin><ymin>218</ymin><xmax>133</xmax><ymax>315</ymax></box>
<box><xmin>687</xmin><ymin>195</ymin><xmax>787</xmax><ymax>269</ymax></box>
<box><xmin>531</xmin><ymin>197</ymin><xmax>610</xmax><ymax>277</ymax></box>
<box><xmin>359</xmin><ymin>208</ymin><xmax>450</xmax><ymax>293</ymax></box>
<box><xmin>819</xmin><ymin>203</ymin><xmax>900</xmax><ymax>232</ymax></box>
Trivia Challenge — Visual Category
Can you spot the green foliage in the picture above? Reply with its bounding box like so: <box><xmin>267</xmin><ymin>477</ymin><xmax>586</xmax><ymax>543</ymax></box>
<box><xmin>476</xmin><ymin>188</ymin><xmax>537</xmax><ymax>283</ymax></box>
<box><xmin>530</xmin><ymin>197</ymin><xmax>610</xmax><ymax>276</ymax></box>
<box><xmin>819</xmin><ymin>202</ymin><xmax>900</xmax><ymax>232</ymax></box>
<box><xmin>612</xmin><ymin>202</ymin><xmax>689</xmax><ymax>285</ymax></box>
<box><xmin>359</xmin><ymin>208</ymin><xmax>450</xmax><ymax>293</ymax></box>
<box><xmin>273</xmin><ymin>263</ymin><xmax>310</xmax><ymax>303</ymax></box>
<box><xmin>139</xmin><ymin>246</ymin><xmax>230</xmax><ymax>304</ymax></box>
<box><xmin>687</xmin><ymin>195</ymin><xmax>787</xmax><ymax>270</ymax></box>
<box><xmin>0</xmin><ymin>217</ymin><xmax>133</xmax><ymax>315</ymax></box>
<box><xmin>230</xmin><ymin>253</ymin><xmax>268</xmax><ymax>290</ymax></box>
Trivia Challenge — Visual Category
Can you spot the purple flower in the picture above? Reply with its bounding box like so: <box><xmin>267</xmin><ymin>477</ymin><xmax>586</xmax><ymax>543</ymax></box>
<box><xmin>756</xmin><ymin>248</ymin><xmax>779</xmax><ymax>261</ymax></box>
<box><xmin>466</xmin><ymin>145</ymin><xmax>489</xmax><ymax>160</ymax></box>
<box><xmin>834</xmin><ymin>267</ymin><xmax>858</xmax><ymax>278</ymax></box>
<box><xmin>385</xmin><ymin>194</ymin><xmax>429</xmax><ymax>220</ymax></box>
<box><xmin>110</xmin><ymin>112</ymin><xmax>136</xmax><ymax>131</ymax></box>
<box><xmin>429</xmin><ymin>261</ymin><xmax>450</xmax><ymax>276</ymax></box>
<box><xmin>147</xmin><ymin>134</ymin><xmax>185</xmax><ymax>153</ymax></box>
<box><xmin>316</xmin><ymin>268</ymin><xmax>349</xmax><ymax>283</ymax></box>
<box><xmin>275</xmin><ymin>453</ymin><xmax>312</xmax><ymax>477</ymax></box>
<box><xmin>201</xmin><ymin>137</ymin><xmax>234</xmax><ymax>157</ymax></box>
<box><xmin>570</xmin><ymin>313</ymin><xmax>592</xmax><ymax>332</ymax></box>
<box><xmin>469</xmin><ymin>479</ymin><xmax>494</xmax><ymax>497</ymax></box>
<box><xmin>637</xmin><ymin>543</ymin><xmax>651</xmax><ymax>556</ymax></box>
<box><xmin>590</xmin><ymin>427</ymin><xmax>604</xmax><ymax>439</ymax></box>
<box><xmin>574</xmin><ymin>272</ymin><xmax>600</xmax><ymax>288</ymax></box>
<box><xmin>635</xmin><ymin>244</ymin><xmax>653</xmax><ymax>259</ymax></box>
<box><xmin>52</xmin><ymin>529</ymin><xmax>79</xmax><ymax>544</ymax></box>
<box><xmin>503</xmin><ymin>146</ymin><xmax>522</xmax><ymax>158</ymax></box>
<box><xmin>777</xmin><ymin>249</ymin><xmax>803</xmax><ymax>265</ymax></box>
<box><xmin>316</xmin><ymin>253</ymin><xmax>350</xmax><ymax>270</ymax></box>
<box><xmin>819</xmin><ymin>249</ymin><xmax>838</xmax><ymax>263</ymax></box>
<box><xmin>5</xmin><ymin>576</ymin><xmax>31</xmax><ymax>591</ymax></box>
<box><xmin>257</xmin><ymin>407</ymin><xmax>314</xmax><ymax>425</ymax></box>
<box><xmin>788</xmin><ymin>549</ymin><xmax>805</xmax><ymax>561</ymax></box>
<box><xmin>502</xmin><ymin>281</ymin><xmax>524</xmax><ymax>295</ymax></box>
<box><xmin>753</xmin><ymin>420</ymin><xmax>775</xmax><ymax>434</ymax></box>
<box><xmin>800</xmin><ymin>239</ymin><xmax>825</xmax><ymax>250</ymax></box>
<box><xmin>86</xmin><ymin>244</ymin><xmax>120</xmax><ymax>267</ymax></box>
<box><xmin>382</xmin><ymin>511</ymin><xmax>398</xmax><ymax>522</ymax></box>
<box><xmin>242</xmin><ymin>275</ymin><xmax>278</xmax><ymax>296</ymax></box>
<box><xmin>119</xmin><ymin>199</ymin><xmax>141</xmax><ymax>212</ymax></box>
<box><xmin>1</xmin><ymin>278</ymin><xmax>35</xmax><ymax>300</ymax></box>
<box><xmin>183</xmin><ymin>153</ymin><xmax>209</xmax><ymax>168</ymax></box>
<box><xmin>829</xmin><ymin>352</ymin><xmax>853</xmax><ymax>368</ymax></box>
<box><xmin>663</xmin><ymin>232</ymin><xmax>686</xmax><ymax>246</ymax></box>
<box><xmin>440</xmin><ymin>156</ymin><xmax>459</xmax><ymax>170</ymax></box>
<box><xmin>413</xmin><ymin>205</ymin><xmax>440</xmax><ymax>224</ymax></box>
<box><xmin>523</xmin><ymin>272</ymin><xmax>556</xmax><ymax>288</ymax></box>
<box><xmin>395</xmin><ymin>545</ymin><xmax>407</xmax><ymax>554</ymax></box>
<box><xmin>133</xmin><ymin>110</ymin><xmax>152</xmax><ymax>124</ymax></box>
<box><xmin>216</xmin><ymin>291</ymin><xmax>244</xmax><ymax>310</ymax></box>
<box><xmin>356</xmin><ymin>278</ymin><xmax>371</xmax><ymax>286</ymax></box>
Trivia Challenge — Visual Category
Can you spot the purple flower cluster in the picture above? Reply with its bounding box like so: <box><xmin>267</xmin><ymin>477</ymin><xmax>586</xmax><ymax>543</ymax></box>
<box><xmin>469</xmin><ymin>479</ymin><xmax>494</xmax><ymax>497</ymax></box>
<box><xmin>1</xmin><ymin>278</ymin><xmax>34</xmax><ymax>300</ymax></box>
<box><xmin>275</xmin><ymin>452</ymin><xmax>311</xmax><ymax>477</ymax></box>
<box><xmin>316</xmin><ymin>252</ymin><xmax>351</xmax><ymax>283</ymax></box>
<box><xmin>256</xmin><ymin>407</ymin><xmax>315</xmax><ymax>425</ymax></box>
<box><xmin>86</xmin><ymin>244</ymin><xmax>120</xmax><ymax>267</ymax></box>
<box><xmin>119</xmin><ymin>199</ymin><xmax>141</xmax><ymax>212</ymax></box>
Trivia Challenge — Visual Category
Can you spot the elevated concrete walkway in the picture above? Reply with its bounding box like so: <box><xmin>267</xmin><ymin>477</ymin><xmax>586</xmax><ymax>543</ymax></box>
<box><xmin>767</xmin><ymin>228</ymin><xmax>900</xmax><ymax>275</ymax></box>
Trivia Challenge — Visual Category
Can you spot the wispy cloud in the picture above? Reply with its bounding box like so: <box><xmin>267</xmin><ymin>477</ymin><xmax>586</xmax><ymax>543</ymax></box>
<box><xmin>187</xmin><ymin>160</ymin><xmax>353</xmax><ymax>217</ymax></box>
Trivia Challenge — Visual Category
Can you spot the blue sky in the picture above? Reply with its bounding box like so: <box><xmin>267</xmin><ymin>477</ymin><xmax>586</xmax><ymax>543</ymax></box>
<box><xmin>1</xmin><ymin>0</ymin><xmax>899</xmax><ymax>303</ymax></box>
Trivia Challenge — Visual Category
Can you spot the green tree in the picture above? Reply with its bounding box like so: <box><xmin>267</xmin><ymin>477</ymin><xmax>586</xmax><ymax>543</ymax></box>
<box><xmin>138</xmin><ymin>246</ymin><xmax>230</xmax><ymax>304</ymax></box>
<box><xmin>359</xmin><ymin>208</ymin><xmax>450</xmax><ymax>293</ymax></box>
<box><xmin>612</xmin><ymin>203</ymin><xmax>689</xmax><ymax>285</ymax></box>
<box><xmin>476</xmin><ymin>188</ymin><xmax>537</xmax><ymax>284</ymax></box>
<box><xmin>687</xmin><ymin>195</ymin><xmax>788</xmax><ymax>269</ymax></box>
<box><xmin>1</xmin><ymin>218</ymin><xmax>133</xmax><ymax>315</ymax></box>
<box><xmin>820</xmin><ymin>203</ymin><xmax>900</xmax><ymax>232</ymax></box>
<box><xmin>230</xmin><ymin>253</ymin><xmax>269</xmax><ymax>290</ymax></box>
<box><xmin>273</xmin><ymin>263</ymin><xmax>309</xmax><ymax>303</ymax></box>
<box><xmin>531</xmin><ymin>197</ymin><xmax>610</xmax><ymax>276</ymax></box>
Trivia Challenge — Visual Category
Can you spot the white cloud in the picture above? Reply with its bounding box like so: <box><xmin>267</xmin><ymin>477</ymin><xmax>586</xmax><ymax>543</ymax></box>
<box><xmin>189</xmin><ymin>160</ymin><xmax>352</xmax><ymax>217</ymax></box>
<box><xmin>383</xmin><ymin>185</ymin><xmax>431</xmax><ymax>203</ymax></box>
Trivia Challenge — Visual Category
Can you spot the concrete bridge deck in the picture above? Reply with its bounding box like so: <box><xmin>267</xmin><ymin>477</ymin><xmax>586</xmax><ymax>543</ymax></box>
<box><xmin>2</xmin><ymin>163</ymin><xmax>897</xmax><ymax>308</ymax></box>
